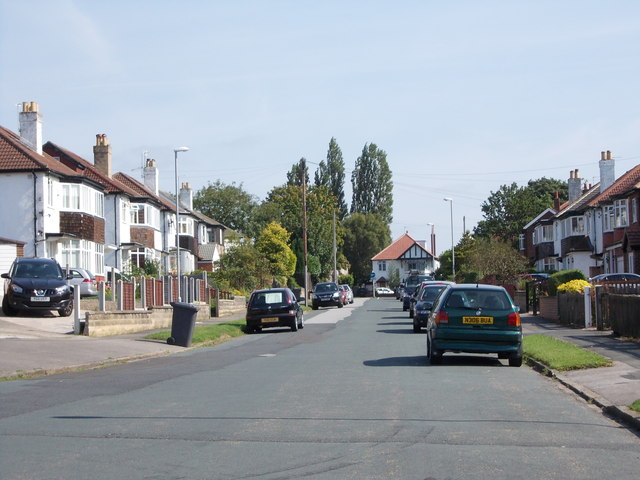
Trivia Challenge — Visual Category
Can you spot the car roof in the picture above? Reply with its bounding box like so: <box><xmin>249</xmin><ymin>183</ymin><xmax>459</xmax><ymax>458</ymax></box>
<box><xmin>252</xmin><ymin>288</ymin><xmax>292</xmax><ymax>294</ymax></box>
<box><xmin>15</xmin><ymin>257</ymin><xmax>58</xmax><ymax>264</ymax></box>
<box><xmin>447</xmin><ymin>283</ymin><xmax>507</xmax><ymax>292</ymax></box>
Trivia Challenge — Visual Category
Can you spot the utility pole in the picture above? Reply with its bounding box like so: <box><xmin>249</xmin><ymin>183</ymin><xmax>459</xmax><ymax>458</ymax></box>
<box><xmin>301</xmin><ymin>159</ymin><xmax>309</xmax><ymax>305</ymax></box>
<box><xmin>332</xmin><ymin>210</ymin><xmax>337</xmax><ymax>282</ymax></box>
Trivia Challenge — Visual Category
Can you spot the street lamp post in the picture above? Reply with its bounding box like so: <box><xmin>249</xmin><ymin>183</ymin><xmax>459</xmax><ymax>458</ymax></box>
<box><xmin>443</xmin><ymin>198</ymin><xmax>455</xmax><ymax>278</ymax></box>
<box><xmin>426</xmin><ymin>222</ymin><xmax>435</xmax><ymax>274</ymax></box>
<box><xmin>174</xmin><ymin>146</ymin><xmax>189</xmax><ymax>302</ymax></box>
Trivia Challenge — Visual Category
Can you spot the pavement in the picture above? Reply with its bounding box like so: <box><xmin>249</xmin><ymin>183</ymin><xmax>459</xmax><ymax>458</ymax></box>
<box><xmin>0</xmin><ymin>308</ymin><xmax>639</xmax><ymax>432</ymax></box>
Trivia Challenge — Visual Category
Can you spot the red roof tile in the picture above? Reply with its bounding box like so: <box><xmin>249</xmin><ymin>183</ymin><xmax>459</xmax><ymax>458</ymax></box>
<box><xmin>589</xmin><ymin>164</ymin><xmax>640</xmax><ymax>206</ymax></box>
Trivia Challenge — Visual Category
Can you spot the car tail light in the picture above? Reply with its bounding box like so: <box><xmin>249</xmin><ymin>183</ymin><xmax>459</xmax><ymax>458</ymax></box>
<box><xmin>82</xmin><ymin>278</ymin><xmax>92</xmax><ymax>283</ymax></box>
<box><xmin>508</xmin><ymin>312</ymin><xmax>521</xmax><ymax>327</ymax></box>
<box><xmin>435</xmin><ymin>310</ymin><xmax>448</xmax><ymax>324</ymax></box>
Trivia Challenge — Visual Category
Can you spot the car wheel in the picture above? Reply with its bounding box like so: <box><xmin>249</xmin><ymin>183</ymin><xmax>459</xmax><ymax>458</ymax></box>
<box><xmin>508</xmin><ymin>354</ymin><xmax>523</xmax><ymax>367</ymax></box>
<box><xmin>312</xmin><ymin>304</ymin><xmax>318</xmax><ymax>310</ymax></box>
<box><xmin>413</xmin><ymin>322</ymin><xmax>420</xmax><ymax>333</ymax></box>
<box><xmin>402</xmin><ymin>305</ymin><xmax>407</xmax><ymax>311</ymax></box>
<box><xmin>338</xmin><ymin>302</ymin><xmax>343</xmax><ymax>308</ymax></box>
<box><xmin>409</xmin><ymin>309</ymin><xmax>414</xmax><ymax>318</ymax></box>
<box><xmin>167</xmin><ymin>336</ymin><xmax>176</xmax><ymax>345</ymax></box>
<box><xmin>58</xmin><ymin>300</ymin><xmax>73</xmax><ymax>317</ymax></box>
<box><xmin>2</xmin><ymin>296</ymin><xmax>18</xmax><ymax>317</ymax></box>
<box><xmin>299</xmin><ymin>314</ymin><xmax>304</xmax><ymax>329</ymax></box>
<box><xmin>291</xmin><ymin>316</ymin><xmax>298</xmax><ymax>332</ymax></box>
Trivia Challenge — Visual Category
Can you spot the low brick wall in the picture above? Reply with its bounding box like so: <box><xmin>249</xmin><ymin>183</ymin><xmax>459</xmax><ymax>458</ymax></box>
<box><xmin>217</xmin><ymin>296</ymin><xmax>246</xmax><ymax>317</ymax></box>
<box><xmin>84</xmin><ymin>304</ymin><xmax>210</xmax><ymax>337</ymax></box>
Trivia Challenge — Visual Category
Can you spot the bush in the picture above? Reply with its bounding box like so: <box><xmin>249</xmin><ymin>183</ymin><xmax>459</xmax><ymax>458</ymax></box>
<box><xmin>548</xmin><ymin>270</ymin><xmax>586</xmax><ymax>296</ymax></box>
<box><xmin>557</xmin><ymin>279</ymin><xmax>591</xmax><ymax>294</ymax></box>
<box><xmin>338</xmin><ymin>274</ymin><xmax>354</xmax><ymax>286</ymax></box>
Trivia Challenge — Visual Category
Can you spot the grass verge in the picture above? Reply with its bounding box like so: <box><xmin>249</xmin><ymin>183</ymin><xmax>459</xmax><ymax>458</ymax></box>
<box><xmin>523</xmin><ymin>334</ymin><xmax>612</xmax><ymax>371</ymax></box>
<box><xmin>629</xmin><ymin>400</ymin><xmax>640</xmax><ymax>413</ymax></box>
<box><xmin>145</xmin><ymin>319</ymin><xmax>246</xmax><ymax>345</ymax></box>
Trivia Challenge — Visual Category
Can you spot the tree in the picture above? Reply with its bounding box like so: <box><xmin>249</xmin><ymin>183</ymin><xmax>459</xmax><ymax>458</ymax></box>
<box><xmin>193</xmin><ymin>180</ymin><xmax>258</xmax><ymax>233</ymax></box>
<box><xmin>212</xmin><ymin>241</ymin><xmax>270</xmax><ymax>292</ymax></box>
<box><xmin>343</xmin><ymin>213</ymin><xmax>391</xmax><ymax>285</ymax></box>
<box><xmin>475</xmin><ymin>177</ymin><xmax>567</xmax><ymax>243</ymax></box>
<box><xmin>435</xmin><ymin>232</ymin><xmax>477</xmax><ymax>282</ymax></box>
<box><xmin>255</xmin><ymin>221</ymin><xmax>297</xmax><ymax>286</ymax></box>
<box><xmin>314</xmin><ymin>137</ymin><xmax>348</xmax><ymax>219</ymax></box>
<box><xmin>350</xmin><ymin>143</ymin><xmax>393</xmax><ymax>225</ymax></box>
<box><xmin>286</xmin><ymin>157</ymin><xmax>309</xmax><ymax>187</ymax></box>
<box><xmin>467</xmin><ymin>238</ymin><xmax>528</xmax><ymax>283</ymax></box>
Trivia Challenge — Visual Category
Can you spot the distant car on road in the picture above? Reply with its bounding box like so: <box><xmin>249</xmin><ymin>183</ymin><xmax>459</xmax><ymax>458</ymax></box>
<box><xmin>340</xmin><ymin>284</ymin><xmax>354</xmax><ymax>304</ymax></box>
<box><xmin>311</xmin><ymin>282</ymin><xmax>344</xmax><ymax>309</ymax></box>
<box><xmin>245</xmin><ymin>288</ymin><xmax>304</xmax><ymax>333</ymax></box>
<box><xmin>375</xmin><ymin>287</ymin><xmax>394</xmax><ymax>296</ymax></box>
<box><xmin>426</xmin><ymin>283</ymin><xmax>523</xmax><ymax>367</ymax></box>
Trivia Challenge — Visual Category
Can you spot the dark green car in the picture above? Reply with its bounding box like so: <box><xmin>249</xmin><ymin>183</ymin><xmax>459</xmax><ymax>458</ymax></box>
<box><xmin>426</xmin><ymin>284</ymin><xmax>523</xmax><ymax>367</ymax></box>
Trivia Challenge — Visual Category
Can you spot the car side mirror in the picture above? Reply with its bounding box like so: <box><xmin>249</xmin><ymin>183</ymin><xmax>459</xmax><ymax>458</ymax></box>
<box><xmin>1</xmin><ymin>273</ymin><xmax>9</xmax><ymax>279</ymax></box>
<box><xmin>66</xmin><ymin>274</ymin><xmax>74</xmax><ymax>280</ymax></box>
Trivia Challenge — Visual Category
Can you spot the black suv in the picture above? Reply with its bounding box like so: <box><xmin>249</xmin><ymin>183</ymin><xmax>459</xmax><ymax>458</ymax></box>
<box><xmin>2</xmin><ymin>258</ymin><xmax>74</xmax><ymax>317</ymax></box>
<box><xmin>311</xmin><ymin>282</ymin><xmax>343</xmax><ymax>310</ymax></box>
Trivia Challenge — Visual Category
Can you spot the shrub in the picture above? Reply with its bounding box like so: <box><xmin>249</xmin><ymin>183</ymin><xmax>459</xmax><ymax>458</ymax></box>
<box><xmin>557</xmin><ymin>279</ymin><xmax>591</xmax><ymax>294</ymax></box>
<box><xmin>548</xmin><ymin>270</ymin><xmax>586</xmax><ymax>296</ymax></box>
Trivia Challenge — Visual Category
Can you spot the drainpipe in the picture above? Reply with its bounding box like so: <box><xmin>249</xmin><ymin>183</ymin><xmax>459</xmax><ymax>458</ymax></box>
<box><xmin>32</xmin><ymin>172</ymin><xmax>38</xmax><ymax>256</ymax></box>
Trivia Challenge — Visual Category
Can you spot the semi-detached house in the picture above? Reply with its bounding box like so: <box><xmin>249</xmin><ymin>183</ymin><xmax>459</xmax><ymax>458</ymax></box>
<box><xmin>0</xmin><ymin>101</ymin><xmax>227</xmax><ymax>280</ymax></box>
<box><xmin>523</xmin><ymin>150</ymin><xmax>640</xmax><ymax>278</ymax></box>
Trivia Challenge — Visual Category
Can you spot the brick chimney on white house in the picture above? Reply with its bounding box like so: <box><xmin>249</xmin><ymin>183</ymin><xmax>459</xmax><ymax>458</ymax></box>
<box><xmin>568</xmin><ymin>169</ymin><xmax>582</xmax><ymax>202</ymax></box>
<box><xmin>19</xmin><ymin>101</ymin><xmax>42</xmax><ymax>155</ymax></box>
<box><xmin>599</xmin><ymin>150</ymin><xmax>615</xmax><ymax>192</ymax></box>
<box><xmin>143</xmin><ymin>158</ymin><xmax>159</xmax><ymax>195</ymax></box>
<box><xmin>179</xmin><ymin>182</ymin><xmax>193</xmax><ymax>210</ymax></box>
<box><xmin>93</xmin><ymin>134</ymin><xmax>112</xmax><ymax>178</ymax></box>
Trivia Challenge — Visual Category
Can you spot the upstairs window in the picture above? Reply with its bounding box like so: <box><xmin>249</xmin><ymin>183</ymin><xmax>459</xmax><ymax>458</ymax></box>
<box><xmin>61</xmin><ymin>183</ymin><xmax>104</xmax><ymax>217</ymax></box>
<box><xmin>603</xmin><ymin>205</ymin><xmax>614</xmax><ymax>232</ymax></box>
<box><xmin>615</xmin><ymin>199</ymin><xmax>629</xmax><ymax>228</ymax></box>
<box><xmin>632</xmin><ymin>198</ymin><xmax>638</xmax><ymax>224</ymax></box>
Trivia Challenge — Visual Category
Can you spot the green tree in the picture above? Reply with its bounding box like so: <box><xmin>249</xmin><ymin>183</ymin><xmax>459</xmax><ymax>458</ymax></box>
<box><xmin>467</xmin><ymin>238</ymin><xmax>528</xmax><ymax>283</ymax></box>
<box><xmin>350</xmin><ymin>143</ymin><xmax>393</xmax><ymax>225</ymax></box>
<box><xmin>314</xmin><ymin>137</ymin><xmax>348</xmax><ymax>219</ymax></box>
<box><xmin>435</xmin><ymin>232</ymin><xmax>477</xmax><ymax>282</ymax></box>
<box><xmin>343</xmin><ymin>213</ymin><xmax>391</xmax><ymax>285</ymax></box>
<box><xmin>193</xmin><ymin>180</ymin><xmax>258</xmax><ymax>233</ymax></box>
<box><xmin>212</xmin><ymin>241</ymin><xmax>270</xmax><ymax>292</ymax></box>
<box><xmin>475</xmin><ymin>177</ymin><xmax>567</xmax><ymax>243</ymax></box>
<box><xmin>255</xmin><ymin>221</ymin><xmax>297</xmax><ymax>286</ymax></box>
<box><xmin>287</xmin><ymin>157</ymin><xmax>310</xmax><ymax>187</ymax></box>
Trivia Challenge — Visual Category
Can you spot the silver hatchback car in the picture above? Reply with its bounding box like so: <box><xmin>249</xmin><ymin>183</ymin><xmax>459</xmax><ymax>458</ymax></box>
<box><xmin>66</xmin><ymin>268</ymin><xmax>98</xmax><ymax>297</ymax></box>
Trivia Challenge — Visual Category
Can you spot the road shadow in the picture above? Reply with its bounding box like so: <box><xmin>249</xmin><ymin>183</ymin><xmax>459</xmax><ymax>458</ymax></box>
<box><xmin>363</xmin><ymin>355</ymin><xmax>427</xmax><ymax>367</ymax></box>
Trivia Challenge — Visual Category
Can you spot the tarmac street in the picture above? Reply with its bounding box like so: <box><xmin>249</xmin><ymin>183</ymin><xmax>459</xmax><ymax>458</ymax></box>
<box><xmin>0</xmin><ymin>300</ymin><xmax>639</xmax><ymax>432</ymax></box>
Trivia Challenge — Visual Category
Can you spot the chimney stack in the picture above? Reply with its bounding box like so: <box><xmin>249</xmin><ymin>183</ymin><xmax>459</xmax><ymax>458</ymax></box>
<box><xmin>599</xmin><ymin>150</ymin><xmax>615</xmax><ymax>192</ymax></box>
<box><xmin>568</xmin><ymin>169</ymin><xmax>582</xmax><ymax>202</ymax></box>
<box><xmin>553</xmin><ymin>191</ymin><xmax>560</xmax><ymax>211</ymax></box>
<box><xmin>19</xmin><ymin>101</ymin><xmax>43</xmax><ymax>154</ymax></box>
<box><xmin>179</xmin><ymin>182</ymin><xmax>193</xmax><ymax>210</ymax></box>
<box><xmin>93</xmin><ymin>134</ymin><xmax>112</xmax><ymax>177</ymax></box>
<box><xmin>143</xmin><ymin>158</ymin><xmax>159</xmax><ymax>195</ymax></box>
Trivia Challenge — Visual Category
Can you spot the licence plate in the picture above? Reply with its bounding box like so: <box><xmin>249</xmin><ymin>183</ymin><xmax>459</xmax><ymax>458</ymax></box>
<box><xmin>31</xmin><ymin>296</ymin><xmax>50</xmax><ymax>302</ymax></box>
<box><xmin>261</xmin><ymin>317</ymin><xmax>279</xmax><ymax>323</ymax></box>
<box><xmin>463</xmin><ymin>316</ymin><xmax>493</xmax><ymax>325</ymax></box>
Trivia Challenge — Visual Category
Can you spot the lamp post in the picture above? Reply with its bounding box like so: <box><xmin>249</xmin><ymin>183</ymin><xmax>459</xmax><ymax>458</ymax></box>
<box><xmin>443</xmin><ymin>198</ymin><xmax>455</xmax><ymax>278</ymax></box>
<box><xmin>174</xmin><ymin>146</ymin><xmax>189</xmax><ymax>302</ymax></box>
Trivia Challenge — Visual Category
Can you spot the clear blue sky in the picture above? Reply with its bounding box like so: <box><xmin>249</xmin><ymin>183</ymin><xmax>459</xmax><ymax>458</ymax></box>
<box><xmin>2</xmin><ymin>0</ymin><xmax>640</xmax><ymax>254</ymax></box>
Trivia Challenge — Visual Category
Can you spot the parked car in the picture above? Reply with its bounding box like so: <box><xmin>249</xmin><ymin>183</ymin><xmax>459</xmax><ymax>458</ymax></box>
<box><xmin>589</xmin><ymin>273</ymin><xmax>640</xmax><ymax>283</ymax></box>
<box><xmin>311</xmin><ymin>282</ymin><xmax>343</xmax><ymax>309</ymax></box>
<box><xmin>340</xmin><ymin>284</ymin><xmax>354</xmax><ymax>304</ymax></box>
<box><xmin>1</xmin><ymin>257</ymin><xmax>74</xmax><ymax>317</ymax></box>
<box><xmin>66</xmin><ymin>267</ymin><xmax>98</xmax><ymax>297</ymax></box>
<box><xmin>375</xmin><ymin>287</ymin><xmax>394</xmax><ymax>296</ymax></box>
<box><xmin>338</xmin><ymin>285</ymin><xmax>348</xmax><ymax>305</ymax></box>
<box><xmin>412</xmin><ymin>281</ymin><xmax>454</xmax><ymax>332</ymax></box>
<box><xmin>245</xmin><ymin>288</ymin><xmax>304</xmax><ymax>333</ymax></box>
<box><xmin>426</xmin><ymin>283</ymin><xmax>523</xmax><ymax>367</ymax></box>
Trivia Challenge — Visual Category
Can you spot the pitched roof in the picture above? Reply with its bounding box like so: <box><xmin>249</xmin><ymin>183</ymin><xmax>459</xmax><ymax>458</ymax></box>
<box><xmin>114</xmin><ymin>172</ymin><xmax>176</xmax><ymax>211</ymax></box>
<box><xmin>590</xmin><ymin>164</ymin><xmax>640</xmax><ymax>206</ymax></box>
<box><xmin>556</xmin><ymin>184</ymin><xmax>600</xmax><ymax>218</ymax></box>
<box><xmin>372</xmin><ymin>232</ymin><xmax>432</xmax><ymax>261</ymax></box>
<box><xmin>0</xmin><ymin>125</ymin><xmax>82</xmax><ymax>178</ymax></box>
<box><xmin>43</xmin><ymin>141</ymin><xmax>139</xmax><ymax>196</ymax></box>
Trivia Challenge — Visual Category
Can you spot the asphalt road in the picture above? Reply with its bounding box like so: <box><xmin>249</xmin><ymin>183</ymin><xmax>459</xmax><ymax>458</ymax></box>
<box><xmin>1</xmin><ymin>298</ymin><xmax>639</xmax><ymax>479</ymax></box>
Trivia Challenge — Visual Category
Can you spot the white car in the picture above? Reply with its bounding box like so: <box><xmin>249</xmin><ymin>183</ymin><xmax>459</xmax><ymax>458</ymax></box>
<box><xmin>375</xmin><ymin>287</ymin><xmax>394</xmax><ymax>296</ymax></box>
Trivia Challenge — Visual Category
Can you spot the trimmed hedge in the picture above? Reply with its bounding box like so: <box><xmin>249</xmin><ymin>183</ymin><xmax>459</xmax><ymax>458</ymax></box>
<box><xmin>547</xmin><ymin>270</ymin><xmax>586</xmax><ymax>296</ymax></box>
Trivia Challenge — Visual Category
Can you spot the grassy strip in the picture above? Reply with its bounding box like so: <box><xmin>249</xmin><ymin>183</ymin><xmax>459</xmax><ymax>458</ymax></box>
<box><xmin>145</xmin><ymin>319</ymin><xmax>246</xmax><ymax>345</ymax></box>
<box><xmin>629</xmin><ymin>400</ymin><xmax>640</xmax><ymax>413</ymax></box>
<box><xmin>523</xmin><ymin>334</ymin><xmax>613</xmax><ymax>371</ymax></box>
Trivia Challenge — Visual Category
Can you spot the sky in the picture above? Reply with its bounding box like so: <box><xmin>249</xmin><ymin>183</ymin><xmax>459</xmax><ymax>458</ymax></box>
<box><xmin>2</xmin><ymin>0</ymin><xmax>640</xmax><ymax>255</ymax></box>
